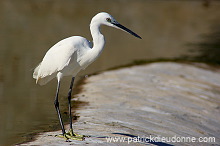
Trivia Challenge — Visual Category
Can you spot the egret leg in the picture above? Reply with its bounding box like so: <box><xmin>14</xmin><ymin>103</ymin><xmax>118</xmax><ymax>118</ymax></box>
<box><xmin>68</xmin><ymin>77</ymin><xmax>75</xmax><ymax>132</ymax></box>
<box><xmin>54</xmin><ymin>78</ymin><xmax>84</xmax><ymax>141</ymax></box>
<box><xmin>64</xmin><ymin>77</ymin><xmax>85</xmax><ymax>140</ymax></box>
<box><xmin>54</xmin><ymin>81</ymin><xmax>66</xmax><ymax>136</ymax></box>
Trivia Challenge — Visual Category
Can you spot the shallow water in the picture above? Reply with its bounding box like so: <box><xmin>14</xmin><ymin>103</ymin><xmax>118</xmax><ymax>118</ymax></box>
<box><xmin>0</xmin><ymin>0</ymin><xmax>219</xmax><ymax>145</ymax></box>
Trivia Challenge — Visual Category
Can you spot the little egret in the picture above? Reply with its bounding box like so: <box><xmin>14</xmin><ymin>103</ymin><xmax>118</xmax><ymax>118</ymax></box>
<box><xmin>33</xmin><ymin>12</ymin><xmax>141</xmax><ymax>141</ymax></box>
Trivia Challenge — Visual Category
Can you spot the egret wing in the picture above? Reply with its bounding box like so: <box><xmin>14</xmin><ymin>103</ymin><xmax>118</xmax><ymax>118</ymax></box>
<box><xmin>33</xmin><ymin>36</ymin><xmax>91</xmax><ymax>85</ymax></box>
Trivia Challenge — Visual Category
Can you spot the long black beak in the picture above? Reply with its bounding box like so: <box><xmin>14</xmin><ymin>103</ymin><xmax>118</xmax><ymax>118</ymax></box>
<box><xmin>113</xmin><ymin>23</ymin><xmax>142</xmax><ymax>39</ymax></box>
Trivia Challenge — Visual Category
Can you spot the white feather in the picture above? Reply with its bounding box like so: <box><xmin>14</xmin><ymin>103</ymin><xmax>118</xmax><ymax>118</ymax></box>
<box><xmin>33</xmin><ymin>12</ymin><xmax>140</xmax><ymax>85</ymax></box>
<box><xmin>33</xmin><ymin>36</ymin><xmax>92</xmax><ymax>85</ymax></box>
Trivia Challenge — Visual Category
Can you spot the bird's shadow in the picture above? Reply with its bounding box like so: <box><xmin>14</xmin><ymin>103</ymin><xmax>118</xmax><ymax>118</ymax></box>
<box><xmin>90</xmin><ymin>133</ymin><xmax>174</xmax><ymax>146</ymax></box>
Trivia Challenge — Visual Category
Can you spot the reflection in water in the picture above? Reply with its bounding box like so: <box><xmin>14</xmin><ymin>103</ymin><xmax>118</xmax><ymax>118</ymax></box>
<box><xmin>0</xmin><ymin>0</ymin><xmax>220</xmax><ymax>145</ymax></box>
<box><xmin>188</xmin><ymin>24</ymin><xmax>220</xmax><ymax>65</ymax></box>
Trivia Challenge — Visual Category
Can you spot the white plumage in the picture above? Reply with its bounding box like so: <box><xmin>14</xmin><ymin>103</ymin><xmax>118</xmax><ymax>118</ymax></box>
<box><xmin>33</xmin><ymin>12</ymin><xmax>141</xmax><ymax>85</ymax></box>
<box><xmin>33</xmin><ymin>36</ymin><xmax>92</xmax><ymax>85</ymax></box>
<box><xmin>32</xmin><ymin>12</ymin><xmax>141</xmax><ymax>139</ymax></box>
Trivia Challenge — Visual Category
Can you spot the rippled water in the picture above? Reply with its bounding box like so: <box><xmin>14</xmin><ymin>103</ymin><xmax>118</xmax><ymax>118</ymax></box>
<box><xmin>0</xmin><ymin>0</ymin><xmax>219</xmax><ymax>145</ymax></box>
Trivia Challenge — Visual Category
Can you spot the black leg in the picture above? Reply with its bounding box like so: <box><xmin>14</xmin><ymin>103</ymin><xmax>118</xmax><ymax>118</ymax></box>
<box><xmin>67</xmin><ymin>77</ymin><xmax>75</xmax><ymax>132</ymax></box>
<box><xmin>54</xmin><ymin>77</ymin><xmax>84</xmax><ymax>140</ymax></box>
<box><xmin>54</xmin><ymin>81</ymin><xmax>66</xmax><ymax>135</ymax></box>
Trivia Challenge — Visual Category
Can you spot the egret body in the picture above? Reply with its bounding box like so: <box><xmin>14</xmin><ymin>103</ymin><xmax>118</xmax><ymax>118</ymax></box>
<box><xmin>33</xmin><ymin>12</ymin><xmax>141</xmax><ymax>140</ymax></box>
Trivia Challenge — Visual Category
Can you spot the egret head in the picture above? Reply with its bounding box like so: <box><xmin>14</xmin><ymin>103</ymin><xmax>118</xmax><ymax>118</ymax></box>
<box><xmin>91</xmin><ymin>12</ymin><xmax>142</xmax><ymax>39</ymax></box>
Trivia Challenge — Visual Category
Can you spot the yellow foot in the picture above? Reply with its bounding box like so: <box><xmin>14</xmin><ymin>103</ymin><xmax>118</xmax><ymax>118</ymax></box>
<box><xmin>55</xmin><ymin>129</ymin><xmax>85</xmax><ymax>141</ymax></box>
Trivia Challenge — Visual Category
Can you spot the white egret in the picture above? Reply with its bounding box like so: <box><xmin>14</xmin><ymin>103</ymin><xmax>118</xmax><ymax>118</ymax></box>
<box><xmin>33</xmin><ymin>12</ymin><xmax>141</xmax><ymax>141</ymax></box>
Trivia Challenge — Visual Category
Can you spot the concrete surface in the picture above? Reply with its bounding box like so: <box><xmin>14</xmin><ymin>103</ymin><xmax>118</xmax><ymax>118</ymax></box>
<box><xmin>23</xmin><ymin>62</ymin><xmax>220</xmax><ymax>146</ymax></box>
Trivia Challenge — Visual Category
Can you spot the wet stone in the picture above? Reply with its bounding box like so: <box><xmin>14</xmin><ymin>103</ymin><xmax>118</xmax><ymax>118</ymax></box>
<box><xmin>23</xmin><ymin>62</ymin><xmax>220</xmax><ymax>145</ymax></box>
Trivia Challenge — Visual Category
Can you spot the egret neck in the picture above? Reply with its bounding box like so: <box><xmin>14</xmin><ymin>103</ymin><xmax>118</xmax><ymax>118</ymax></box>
<box><xmin>89</xmin><ymin>21</ymin><xmax>105</xmax><ymax>61</ymax></box>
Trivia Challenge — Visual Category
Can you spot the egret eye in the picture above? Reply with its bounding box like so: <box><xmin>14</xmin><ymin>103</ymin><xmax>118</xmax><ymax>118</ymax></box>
<box><xmin>106</xmin><ymin>18</ymin><xmax>111</xmax><ymax>23</ymax></box>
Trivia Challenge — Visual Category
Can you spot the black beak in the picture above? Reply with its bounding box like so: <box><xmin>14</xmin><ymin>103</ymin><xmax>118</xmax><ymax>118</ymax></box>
<box><xmin>113</xmin><ymin>23</ymin><xmax>142</xmax><ymax>39</ymax></box>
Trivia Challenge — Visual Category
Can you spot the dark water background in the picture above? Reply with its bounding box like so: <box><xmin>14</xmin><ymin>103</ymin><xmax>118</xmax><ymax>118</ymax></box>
<box><xmin>0</xmin><ymin>0</ymin><xmax>220</xmax><ymax>145</ymax></box>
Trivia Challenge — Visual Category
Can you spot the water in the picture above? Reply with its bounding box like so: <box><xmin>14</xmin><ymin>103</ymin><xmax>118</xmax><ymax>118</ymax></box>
<box><xmin>0</xmin><ymin>0</ymin><xmax>220</xmax><ymax>145</ymax></box>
